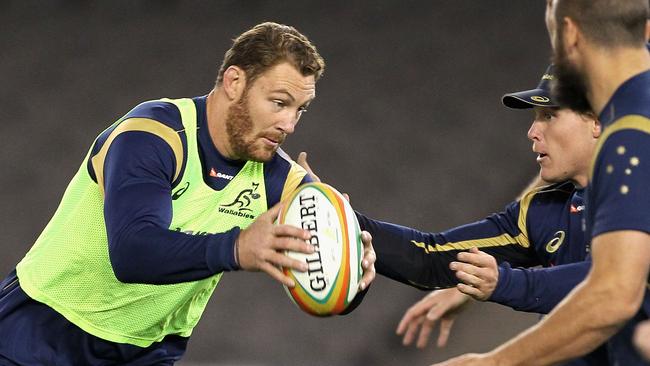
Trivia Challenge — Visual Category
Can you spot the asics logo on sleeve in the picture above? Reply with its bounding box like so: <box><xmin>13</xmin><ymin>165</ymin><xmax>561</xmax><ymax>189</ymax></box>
<box><xmin>171</xmin><ymin>182</ymin><xmax>190</xmax><ymax>200</ymax></box>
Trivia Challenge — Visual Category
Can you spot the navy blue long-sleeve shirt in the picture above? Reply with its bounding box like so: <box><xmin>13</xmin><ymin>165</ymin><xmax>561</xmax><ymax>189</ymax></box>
<box><xmin>490</xmin><ymin>260</ymin><xmax>590</xmax><ymax>314</ymax></box>
<box><xmin>358</xmin><ymin>182</ymin><xmax>605</xmax><ymax>365</ymax></box>
<box><xmin>359</xmin><ymin>181</ymin><xmax>591</xmax><ymax>313</ymax></box>
<box><xmin>0</xmin><ymin>96</ymin><xmax>312</xmax><ymax>365</ymax></box>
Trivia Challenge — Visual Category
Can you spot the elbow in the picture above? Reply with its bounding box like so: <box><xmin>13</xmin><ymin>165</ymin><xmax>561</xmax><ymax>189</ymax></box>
<box><xmin>113</xmin><ymin>271</ymin><xmax>138</xmax><ymax>284</ymax></box>
<box><xmin>110</xmin><ymin>257</ymin><xmax>140</xmax><ymax>284</ymax></box>
<box><xmin>590</xmin><ymin>278</ymin><xmax>644</xmax><ymax>325</ymax></box>
<box><xmin>108</xmin><ymin>237</ymin><xmax>143</xmax><ymax>284</ymax></box>
<box><xmin>597</xmin><ymin>300</ymin><xmax>640</xmax><ymax>331</ymax></box>
<box><xmin>107</xmin><ymin>224</ymin><xmax>156</xmax><ymax>284</ymax></box>
<box><xmin>113</xmin><ymin>272</ymin><xmax>135</xmax><ymax>284</ymax></box>
<box><xmin>605</xmin><ymin>292</ymin><xmax>644</xmax><ymax>324</ymax></box>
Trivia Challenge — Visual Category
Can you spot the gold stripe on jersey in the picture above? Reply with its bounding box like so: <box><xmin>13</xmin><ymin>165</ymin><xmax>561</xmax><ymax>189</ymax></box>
<box><xmin>515</xmin><ymin>185</ymin><xmax>546</xmax><ymax>249</ymax></box>
<box><xmin>591</xmin><ymin>115</ymin><xmax>650</xmax><ymax>178</ymax></box>
<box><xmin>410</xmin><ymin>232</ymin><xmax>529</xmax><ymax>253</ymax></box>
<box><xmin>280</xmin><ymin>160</ymin><xmax>308</xmax><ymax>202</ymax></box>
<box><xmin>91</xmin><ymin>118</ymin><xmax>184</xmax><ymax>193</ymax></box>
<box><xmin>409</xmin><ymin>185</ymin><xmax>550</xmax><ymax>253</ymax></box>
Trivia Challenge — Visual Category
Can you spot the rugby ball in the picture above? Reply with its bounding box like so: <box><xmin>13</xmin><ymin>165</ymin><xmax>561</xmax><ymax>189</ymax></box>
<box><xmin>278</xmin><ymin>182</ymin><xmax>363</xmax><ymax>316</ymax></box>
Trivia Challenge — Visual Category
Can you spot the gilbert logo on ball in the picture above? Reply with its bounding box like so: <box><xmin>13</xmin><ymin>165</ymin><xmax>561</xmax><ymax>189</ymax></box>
<box><xmin>279</xmin><ymin>182</ymin><xmax>363</xmax><ymax>316</ymax></box>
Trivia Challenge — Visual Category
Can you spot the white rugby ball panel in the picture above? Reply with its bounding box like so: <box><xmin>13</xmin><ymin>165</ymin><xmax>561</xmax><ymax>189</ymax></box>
<box><xmin>279</xmin><ymin>182</ymin><xmax>362</xmax><ymax>316</ymax></box>
<box><xmin>343</xmin><ymin>197</ymin><xmax>363</xmax><ymax>303</ymax></box>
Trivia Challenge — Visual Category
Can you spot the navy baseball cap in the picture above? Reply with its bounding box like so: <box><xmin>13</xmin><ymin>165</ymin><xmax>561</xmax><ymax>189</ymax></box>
<box><xmin>502</xmin><ymin>65</ymin><xmax>558</xmax><ymax>109</ymax></box>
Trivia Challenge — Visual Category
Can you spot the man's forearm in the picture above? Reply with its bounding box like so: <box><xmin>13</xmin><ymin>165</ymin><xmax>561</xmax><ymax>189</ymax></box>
<box><xmin>489</xmin><ymin>261</ymin><xmax>590</xmax><ymax>314</ymax></box>
<box><xmin>490</xmin><ymin>275</ymin><xmax>624</xmax><ymax>366</ymax></box>
<box><xmin>490</xmin><ymin>231</ymin><xmax>650</xmax><ymax>366</ymax></box>
<box><xmin>355</xmin><ymin>208</ymin><xmax>538</xmax><ymax>291</ymax></box>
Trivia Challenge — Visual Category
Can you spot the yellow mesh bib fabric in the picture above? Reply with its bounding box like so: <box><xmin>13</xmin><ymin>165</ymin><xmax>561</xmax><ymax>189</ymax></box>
<box><xmin>16</xmin><ymin>98</ymin><xmax>267</xmax><ymax>347</ymax></box>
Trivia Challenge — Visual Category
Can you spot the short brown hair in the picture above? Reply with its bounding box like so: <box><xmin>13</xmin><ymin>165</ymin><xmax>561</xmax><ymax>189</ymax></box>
<box><xmin>555</xmin><ymin>0</ymin><xmax>648</xmax><ymax>48</ymax></box>
<box><xmin>216</xmin><ymin>22</ymin><xmax>325</xmax><ymax>87</ymax></box>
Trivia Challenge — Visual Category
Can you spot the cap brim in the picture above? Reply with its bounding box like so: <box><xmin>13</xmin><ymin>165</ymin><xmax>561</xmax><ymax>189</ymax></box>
<box><xmin>502</xmin><ymin>88</ymin><xmax>558</xmax><ymax>109</ymax></box>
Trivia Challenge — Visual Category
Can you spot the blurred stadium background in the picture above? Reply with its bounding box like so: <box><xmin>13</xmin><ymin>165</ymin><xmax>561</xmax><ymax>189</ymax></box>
<box><xmin>1</xmin><ymin>1</ymin><xmax>551</xmax><ymax>365</ymax></box>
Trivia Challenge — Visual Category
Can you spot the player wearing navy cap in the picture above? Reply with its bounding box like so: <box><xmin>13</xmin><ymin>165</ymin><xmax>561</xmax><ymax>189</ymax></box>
<box><xmin>502</xmin><ymin>65</ymin><xmax>557</xmax><ymax>108</ymax></box>
<box><xmin>434</xmin><ymin>0</ymin><xmax>650</xmax><ymax>365</ymax></box>
<box><xmin>392</xmin><ymin>65</ymin><xmax>606</xmax><ymax>366</ymax></box>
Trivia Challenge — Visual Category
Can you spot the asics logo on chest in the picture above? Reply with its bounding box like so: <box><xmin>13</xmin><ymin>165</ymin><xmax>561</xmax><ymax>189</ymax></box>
<box><xmin>545</xmin><ymin>230</ymin><xmax>566</xmax><ymax>253</ymax></box>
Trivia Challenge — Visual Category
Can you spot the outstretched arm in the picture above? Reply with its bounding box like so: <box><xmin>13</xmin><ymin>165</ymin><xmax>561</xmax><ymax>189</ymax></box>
<box><xmin>451</xmin><ymin>247</ymin><xmax>591</xmax><ymax>314</ymax></box>
<box><xmin>396</xmin><ymin>288</ymin><xmax>471</xmax><ymax>349</ymax></box>
<box><xmin>487</xmin><ymin>261</ymin><xmax>590</xmax><ymax>314</ymax></box>
<box><xmin>298</xmin><ymin>151</ymin><xmax>540</xmax><ymax>291</ymax></box>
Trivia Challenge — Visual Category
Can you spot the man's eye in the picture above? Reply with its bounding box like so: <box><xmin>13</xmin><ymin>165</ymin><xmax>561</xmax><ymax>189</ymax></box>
<box><xmin>273</xmin><ymin>100</ymin><xmax>285</xmax><ymax>108</ymax></box>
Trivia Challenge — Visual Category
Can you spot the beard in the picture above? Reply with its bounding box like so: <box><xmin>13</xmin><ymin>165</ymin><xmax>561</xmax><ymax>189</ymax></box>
<box><xmin>551</xmin><ymin>37</ymin><xmax>593</xmax><ymax>114</ymax></box>
<box><xmin>225</xmin><ymin>91</ymin><xmax>280</xmax><ymax>162</ymax></box>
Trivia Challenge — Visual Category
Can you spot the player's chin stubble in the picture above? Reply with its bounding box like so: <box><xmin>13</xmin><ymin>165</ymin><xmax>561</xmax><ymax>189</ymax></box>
<box><xmin>225</xmin><ymin>93</ymin><xmax>273</xmax><ymax>163</ymax></box>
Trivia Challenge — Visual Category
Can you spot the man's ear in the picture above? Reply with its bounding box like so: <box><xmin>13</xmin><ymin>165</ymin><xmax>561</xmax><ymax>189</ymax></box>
<box><xmin>562</xmin><ymin>16</ymin><xmax>581</xmax><ymax>58</ymax></box>
<box><xmin>222</xmin><ymin>66</ymin><xmax>247</xmax><ymax>101</ymax></box>
<box><xmin>593</xmin><ymin>120</ymin><xmax>602</xmax><ymax>138</ymax></box>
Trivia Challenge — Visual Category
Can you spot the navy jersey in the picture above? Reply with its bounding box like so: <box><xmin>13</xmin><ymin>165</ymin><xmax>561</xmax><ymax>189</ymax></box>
<box><xmin>359</xmin><ymin>182</ymin><xmax>607</xmax><ymax>366</ymax></box>
<box><xmin>473</xmin><ymin>69</ymin><xmax>650</xmax><ymax>365</ymax></box>
<box><xmin>591</xmin><ymin>70</ymin><xmax>650</xmax><ymax>239</ymax></box>
<box><xmin>0</xmin><ymin>96</ymin><xmax>311</xmax><ymax>365</ymax></box>
<box><xmin>589</xmin><ymin>69</ymin><xmax>650</xmax><ymax>365</ymax></box>
<box><xmin>358</xmin><ymin>181</ymin><xmax>588</xmax><ymax>293</ymax></box>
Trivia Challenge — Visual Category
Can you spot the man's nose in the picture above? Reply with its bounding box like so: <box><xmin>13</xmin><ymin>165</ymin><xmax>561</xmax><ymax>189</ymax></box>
<box><xmin>277</xmin><ymin>112</ymin><xmax>299</xmax><ymax>134</ymax></box>
<box><xmin>527</xmin><ymin>120</ymin><xmax>543</xmax><ymax>141</ymax></box>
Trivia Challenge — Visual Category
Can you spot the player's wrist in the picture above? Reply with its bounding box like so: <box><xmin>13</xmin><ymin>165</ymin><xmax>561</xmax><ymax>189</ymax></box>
<box><xmin>233</xmin><ymin>228</ymin><xmax>249</xmax><ymax>270</ymax></box>
<box><xmin>233</xmin><ymin>237</ymin><xmax>241</xmax><ymax>269</ymax></box>
<box><xmin>487</xmin><ymin>262</ymin><xmax>511</xmax><ymax>302</ymax></box>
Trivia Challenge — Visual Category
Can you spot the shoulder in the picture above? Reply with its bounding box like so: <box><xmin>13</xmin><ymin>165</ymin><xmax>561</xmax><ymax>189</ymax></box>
<box><xmin>593</xmin><ymin>118</ymin><xmax>650</xmax><ymax>185</ymax></box>
<box><xmin>93</xmin><ymin>99</ymin><xmax>185</xmax><ymax>155</ymax></box>
<box><xmin>88</xmin><ymin>99</ymin><xmax>188</xmax><ymax>187</ymax></box>
<box><xmin>264</xmin><ymin>149</ymin><xmax>309</xmax><ymax>206</ymax></box>
<box><xmin>600</xmin><ymin>115</ymin><xmax>650</xmax><ymax>146</ymax></box>
<box><xmin>517</xmin><ymin>181</ymin><xmax>575</xmax><ymax>227</ymax></box>
<box><xmin>123</xmin><ymin>99</ymin><xmax>184</xmax><ymax>131</ymax></box>
<box><xmin>521</xmin><ymin>181</ymin><xmax>575</xmax><ymax>206</ymax></box>
<box><xmin>267</xmin><ymin>149</ymin><xmax>304</xmax><ymax>170</ymax></box>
